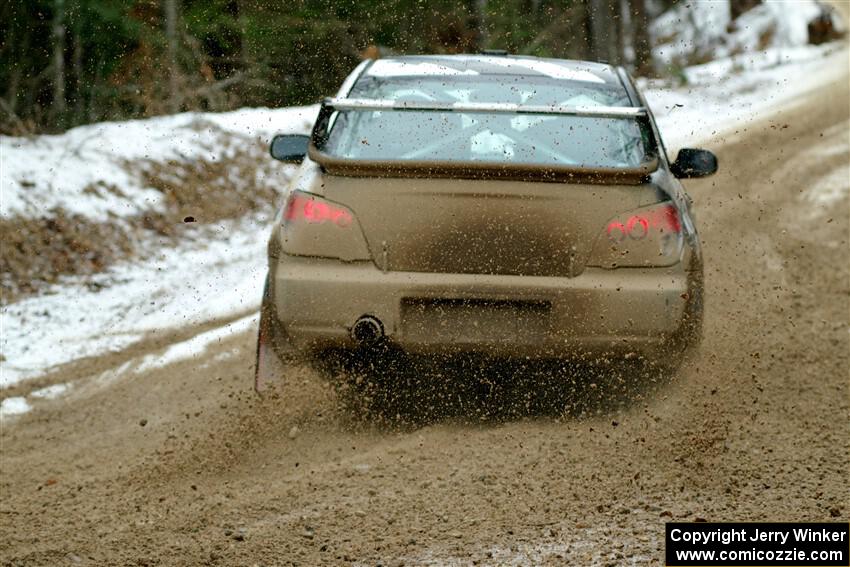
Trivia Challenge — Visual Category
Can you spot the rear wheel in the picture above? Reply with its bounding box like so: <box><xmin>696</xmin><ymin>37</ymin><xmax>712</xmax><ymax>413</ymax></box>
<box><xmin>653</xmin><ymin>269</ymin><xmax>704</xmax><ymax>374</ymax></box>
<box><xmin>254</xmin><ymin>274</ymin><xmax>294</xmax><ymax>392</ymax></box>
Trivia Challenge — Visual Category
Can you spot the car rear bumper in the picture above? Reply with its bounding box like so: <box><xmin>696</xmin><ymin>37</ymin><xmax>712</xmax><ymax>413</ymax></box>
<box><xmin>270</xmin><ymin>255</ymin><xmax>697</xmax><ymax>359</ymax></box>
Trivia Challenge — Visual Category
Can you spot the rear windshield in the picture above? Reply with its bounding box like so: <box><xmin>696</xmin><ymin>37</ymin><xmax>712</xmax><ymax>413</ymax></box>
<box><xmin>322</xmin><ymin>76</ymin><xmax>653</xmax><ymax>168</ymax></box>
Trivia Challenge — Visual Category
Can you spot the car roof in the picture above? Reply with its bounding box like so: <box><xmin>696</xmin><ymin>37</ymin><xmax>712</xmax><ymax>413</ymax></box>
<box><xmin>361</xmin><ymin>54</ymin><xmax>624</xmax><ymax>88</ymax></box>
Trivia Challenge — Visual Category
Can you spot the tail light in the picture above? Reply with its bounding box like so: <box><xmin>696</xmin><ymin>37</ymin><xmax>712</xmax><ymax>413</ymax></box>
<box><xmin>589</xmin><ymin>201</ymin><xmax>684</xmax><ymax>268</ymax></box>
<box><xmin>275</xmin><ymin>191</ymin><xmax>371</xmax><ymax>262</ymax></box>
<box><xmin>284</xmin><ymin>192</ymin><xmax>354</xmax><ymax>227</ymax></box>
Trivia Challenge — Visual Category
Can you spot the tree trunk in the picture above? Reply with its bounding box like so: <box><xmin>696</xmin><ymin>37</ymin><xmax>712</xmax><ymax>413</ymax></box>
<box><xmin>52</xmin><ymin>0</ymin><xmax>67</xmax><ymax>122</ymax></box>
<box><xmin>164</xmin><ymin>0</ymin><xmax>180</xmax><ymax>113</ymax></box>
<box><xmin>475</xmin><ymin>0</ymin><xmax>488</xmax><ymax>49</ymax></box>
<box><xmin>5</xmin><ymin>17</ymin><xmax>20</xmax><ymax>116</ymax></box>
<box><xmin>72</xmin><ymin>9</ymin><xmax>84</xmax><ymax>122</ymax></box>
<box><xmin>586</xmin><ymin>0</ymin><xmax>621</xmax><ymax>64</ymax></box>
<box><xmin>613</xmin><ymin>0</ymin><xmax>626</xmax><ymax>64</ymax></box>
<box><xmin>632</xmin><ymin>0</ymin><xmax>652</xmax><ymax>74</ymax></box>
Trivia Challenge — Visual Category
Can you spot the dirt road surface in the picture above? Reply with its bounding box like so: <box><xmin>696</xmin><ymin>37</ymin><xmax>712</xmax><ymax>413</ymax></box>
<box><xmin>2</xmin><ymin>71</ymin><xmax>848</xmax><ymax>565</ymax></box>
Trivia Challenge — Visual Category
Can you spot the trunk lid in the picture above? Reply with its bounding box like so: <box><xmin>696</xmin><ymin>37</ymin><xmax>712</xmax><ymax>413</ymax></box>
<box><xmin>321</xmin><ymin>175</ymin><xmax>659</xmax><ymax>278</ymax></box>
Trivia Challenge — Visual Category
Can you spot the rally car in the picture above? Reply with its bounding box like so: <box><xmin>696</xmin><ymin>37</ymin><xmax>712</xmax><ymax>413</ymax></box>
<box><xmin>256</xmin><ymin>54</ymin><xmax>717</xmax><ymax>390</ymax></box>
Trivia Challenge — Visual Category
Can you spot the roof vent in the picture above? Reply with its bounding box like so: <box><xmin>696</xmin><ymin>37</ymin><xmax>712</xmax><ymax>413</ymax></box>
<box><xmin>480</xmin><ymin>49</ymin><xmax>508</xmax><ymax>56</ymax></box>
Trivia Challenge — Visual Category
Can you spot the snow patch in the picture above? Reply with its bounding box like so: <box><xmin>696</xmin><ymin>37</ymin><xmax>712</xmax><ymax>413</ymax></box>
<box><xmin>0</xmin><ymin>396</ymin><xmax>32</xmax><ymax>418</ymax></box>
<box><xmin>134</xmin><ymin>313</ymin><xmax>258</xmax><ymax>374</ymax></box>
<box><xmin>652</xmin><ymin>0</ymin><xmax>732</xmax><ymax>66</ymax></box>
<box><xmin>802</xmin><ymin>165</ymin><xmax>850</xmax><ymax>208</ymax></box>
<box><xmin>31</xmin><ymin>383</ymin><xmax>72</xmax><ymax>399</ymax></box>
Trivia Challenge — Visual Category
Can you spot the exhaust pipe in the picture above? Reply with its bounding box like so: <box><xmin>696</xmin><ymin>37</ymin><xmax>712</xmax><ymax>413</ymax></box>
<box><xmin>352</xmin><ymin>316</ymin><xmax>384</xmax><ymax>345</ymax></box>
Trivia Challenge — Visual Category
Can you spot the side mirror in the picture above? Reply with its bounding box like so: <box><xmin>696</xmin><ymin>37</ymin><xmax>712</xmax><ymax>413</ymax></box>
<box><xmin>671</xmin><ymin>148</ymin><xmax>718</xmax><ymax>178</ymax></box>
<box><xmin>270</xmin><ymin>134</ymin><xmax>310</xmax><ymax>163</ymax></box>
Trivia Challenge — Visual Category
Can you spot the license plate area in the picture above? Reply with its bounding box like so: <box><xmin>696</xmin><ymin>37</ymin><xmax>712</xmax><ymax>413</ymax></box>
<box><xmin>400</xmin><ymin>298</ymin><xmax>552</xmax><ymax>343</ymax></box>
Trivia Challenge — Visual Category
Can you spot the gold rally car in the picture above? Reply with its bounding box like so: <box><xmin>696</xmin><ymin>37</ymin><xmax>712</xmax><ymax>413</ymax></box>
<box><xmin>255</xmin><ymin>54</ymin><xmax>717</xmax><ymax>390</ymax></box>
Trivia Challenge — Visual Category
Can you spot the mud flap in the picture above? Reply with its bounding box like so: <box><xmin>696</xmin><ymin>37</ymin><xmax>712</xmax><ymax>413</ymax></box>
<box><xmin>254</xmin><ymin>275</ymin><xmax>289</xmax><ymax>394</ymax></box>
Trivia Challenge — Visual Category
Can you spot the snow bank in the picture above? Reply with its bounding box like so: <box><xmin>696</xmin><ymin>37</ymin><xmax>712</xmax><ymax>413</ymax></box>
<box><xmin>651</xmin><ymin>0</ymin><xmax>845</xmax><ymax>68</ymax></box>
<box><xmin>1</xmin><ymin>215</ymin><xmax>268</xmax><ymax>387</ymax></box>
<box><xmin>643</xmin><ymin>43</ymin><xmax>847</xmax><ymax>153</ymax></box>
<box><xmin>0</xmin><ymin>106</ymin><xmax>317</xmax><ymax>220</ymax></box>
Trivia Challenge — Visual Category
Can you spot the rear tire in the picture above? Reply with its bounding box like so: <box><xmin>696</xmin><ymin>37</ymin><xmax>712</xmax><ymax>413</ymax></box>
<box><xmin>654</xmin><ymin>269</ymin><xmax>704</xmax><ymax>374</ymax></box>
<box><xmin>254</xmin><ymin>273</ymin><xmax>294</xmax><ymax>392</ymax></box>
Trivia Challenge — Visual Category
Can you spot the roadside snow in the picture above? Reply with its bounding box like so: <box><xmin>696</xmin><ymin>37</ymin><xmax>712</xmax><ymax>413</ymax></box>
<box><xmin>1</xmin><ymin>215</ymin><xmax>268</xmax><ymax>387</ymax></box>
<box><xmin>651</xmin><ymin>0</ymin><xmax>732</xmax><ymax>66</ymax></box>
<box><xmin>651</xmin><ymin>0</ymin><xmax>844</xmax><ymax>68</ymax></box>
<box><xmin>642</xmin><ymin>43</ymin><xmax>847</xmax><ymax>153</ymax></box>
<box><xmin>0</xmin><ymin>106</ymin><xmax>317</xmax><ymax>220</ymax></box>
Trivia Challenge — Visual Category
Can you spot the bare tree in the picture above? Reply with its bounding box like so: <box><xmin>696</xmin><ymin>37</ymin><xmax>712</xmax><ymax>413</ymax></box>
<box><xmin>164</xmin><ymin>0</ymin><xmax>180</xmax><ymax>113</ymax></box>
<box><xmin>586</xmin><ymin>0</ymin><xmax>621</xmax><ymax>64</ymax></box>
<box><xmin>631</xmin><ymin>0</ymin><xmax>652</xmax><ymax>74</ymax></box>
<box><xmin>475</xmin><ymin>0</ymin><xmax>488</xmax><ymax>48</ymax></box>
<box><xmin>72</xmin><ymin>14</ymin><xmax>84</xmax><ymax>121</ymax></box>
<box><xmin>52</xmin><ymin>0</ymin><xmax>67</xmax><ymax>121</ymax></box>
